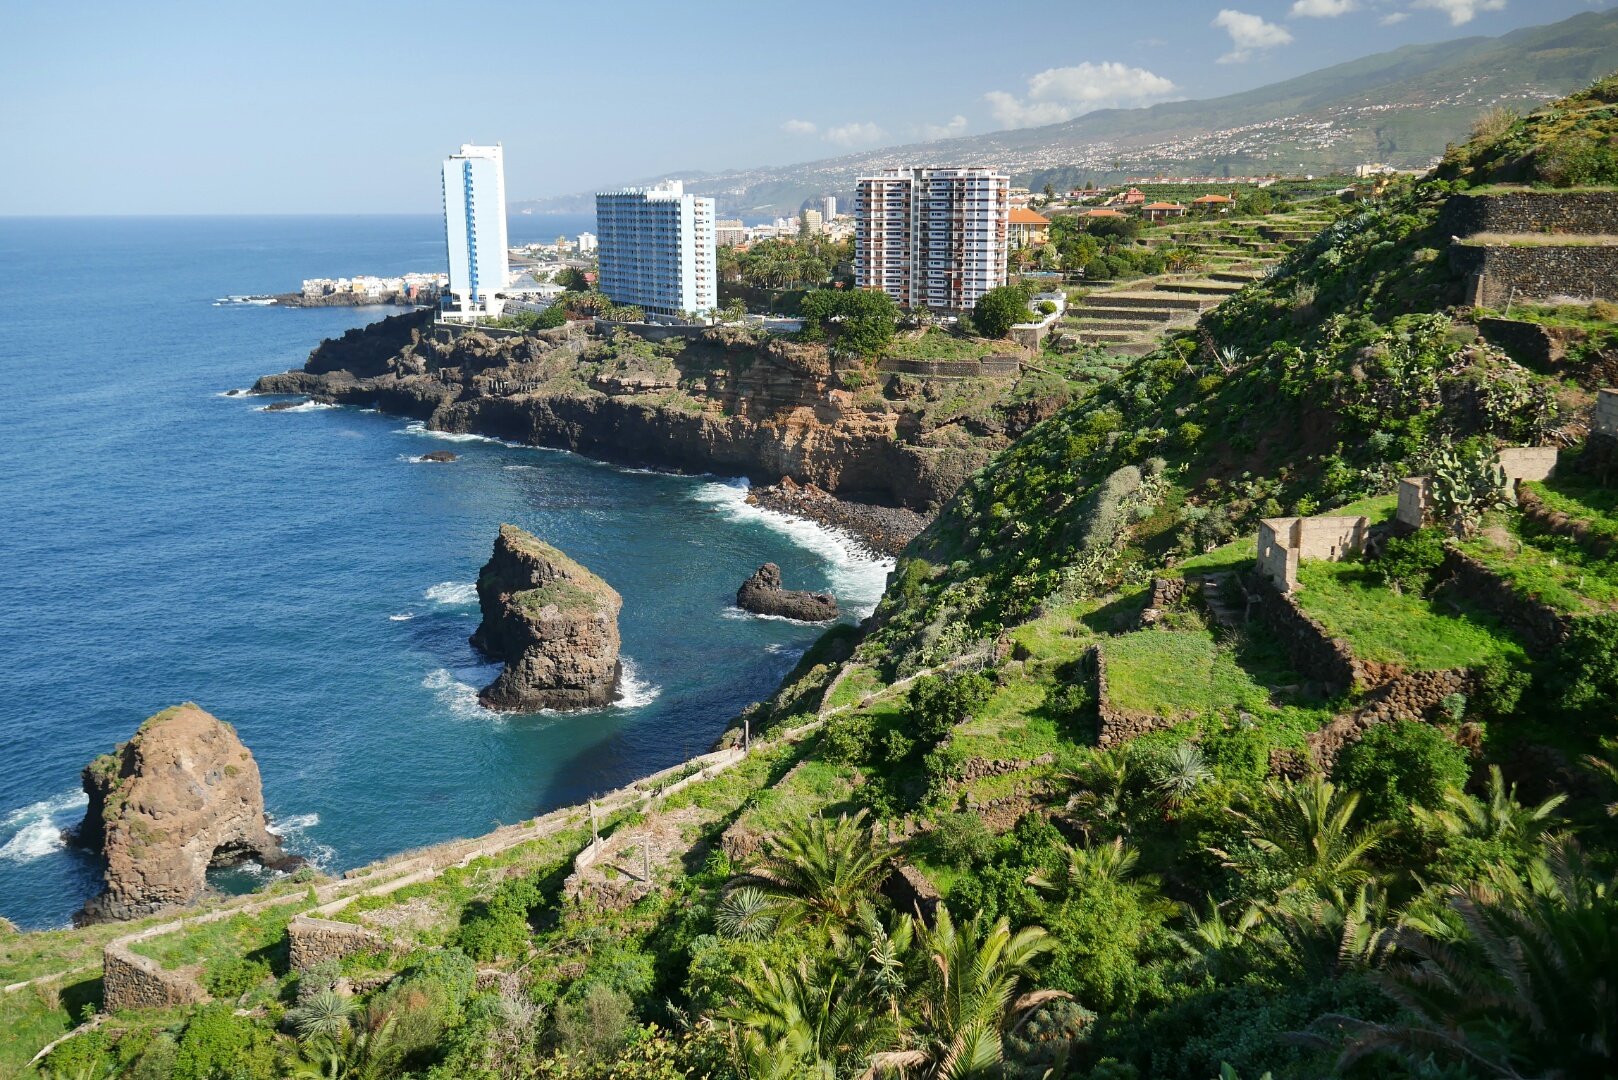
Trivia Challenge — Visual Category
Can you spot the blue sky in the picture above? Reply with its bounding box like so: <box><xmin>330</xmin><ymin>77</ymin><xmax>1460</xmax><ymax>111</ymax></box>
<box><xmin>0</xmin><ymin>0</ymin><xmax>1608</xmax><ymax>214</ymax></box>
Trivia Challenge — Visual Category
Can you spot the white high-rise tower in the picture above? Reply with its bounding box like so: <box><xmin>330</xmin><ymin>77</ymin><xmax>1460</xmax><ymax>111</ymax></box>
<box><xmin>441</xmin><ymin>144</ymin><xmax>509</xmax><ymax>321</ymax></box>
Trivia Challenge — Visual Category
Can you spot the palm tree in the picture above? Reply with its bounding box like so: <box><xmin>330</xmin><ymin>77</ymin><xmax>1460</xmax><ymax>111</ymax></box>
<box><xmin>1220</xmin><ymin>775</ymin><xmax>1390</xmax><ymax>896</ymax></box>
<box><xmin>715</xmin><ymin>886</ymin><xmax>778</xmax><ymax>942</ymax></box>
<box><xmin>288</xmin><ymin>1010</ymin><xmax>400</xmax><ymax>1080</ymax></box>
<box><xmin>867</xmin><ymin>905</ymin><xmax>1062</xmax><ymax>1080</ymax></box>
<box><xmin>1063</xmin><ymin>746</ymin><xmax>1134</xmax><ymax>840</ymax></box>
<box><xmin>732</xmin><ymin>810</ymin><xmax>889</xmax><ymax>933</ymax></box>
<box><xmin>1150</xmin><ymin>743</ymin><xmax>1212</xmax><ymax>811</ymax></box>
<box><xmin>1583</xmin><ymin>753</ymin><xmax>1618</xmax><ymax>817</ymax></box>
<box><xmin>718</xmin><ymin>957</ymin><xmax>895</xmax><ymax>1080</ymax></box>
<box><xmin>1175</xmin><ymin>895</ymin><xmax>1261</xmax><ymax>981</ymax></box>
<box><xmin>1263</xmin><ymin>881</ymin><xmax>1395</xmax><ymax>975</ymax></box>
<box><xmin>1411</xmin><ymin>765</ymin><xmax>1566</xmax><ymax>844</ymax></box>
<box><xmin>1335</xmin><ymin>840</ymin><xmax>1618</xmax><ymax>1078</ymax></box>
<box><xmin>287</xmin><ymin>989</ymin><xmax>354</xmax><ymax>1042</ymax></box>
<box><xmin>1028</xmin><ymin>837</ymin><xmax>1144</xmax><ymax>893</ymax></box>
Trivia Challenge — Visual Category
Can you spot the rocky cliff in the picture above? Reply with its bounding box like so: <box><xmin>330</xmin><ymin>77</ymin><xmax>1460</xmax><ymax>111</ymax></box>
<box><xmin>77</xmin><ymin>704</ymin><xmax>297</xmax><ymax>923</ymax></box>
<box><xmin>470</xmin><ymin>525</ymin><xmax>623</xmax><ymax>711</ymax></box>
<box><xmin>252</xmin><ymin>312</ymin><xmax>1070</xmax><ymax>512</ymax></box>
<box><xmin>736</xmin><ymin>563</ymin><xmax>839</xmax><ymax>622</ymax></box>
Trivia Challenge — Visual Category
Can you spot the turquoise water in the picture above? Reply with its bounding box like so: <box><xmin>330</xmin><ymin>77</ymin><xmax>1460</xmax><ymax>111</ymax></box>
<box><xmin>0</xmin><ymin>216</ymin><xmax>889</xmax><ymax>929</ymax></box>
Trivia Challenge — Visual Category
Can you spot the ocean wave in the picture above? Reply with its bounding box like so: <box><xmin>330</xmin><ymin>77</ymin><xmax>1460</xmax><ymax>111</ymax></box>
<box><xmin>616</xmin><ymin>657</ymin><xmax>660</xmax><ymax>709</ymax></box>
<box><xmin>765</xmin><ymin>643</ymin><xmax>807</xmax><ymax>661</ymax></box>
<box><xmin>0</xmin><ymin>791</ymin><xmax>88</xmax><ymax>863</ymax></box>
<box><xmin>425</xmin><ymin>581</ymin><xmax>478</xmax><ymax>605</ymax></box>
<box><xmin>216</xmin><ymin>388</ymin><xmax>255</xmax><ymax>398</ymax></box>
<box><xmin>265</xmin><ymin>812</ymin><xmax>336</xmax><ymax>871</ymax></box>
<box><xmin>258</xmin><ymin>400</ymin><xmax>336</xmax><ymax>413</ymax></box>
<box><xmin>423</xmin><ymin>665</ymin><xmax>503</xmax><ymax>720</ymax></box>
<box><xmin>388</xmin><ymin>612</ymin><xmax>415</xmax><ymax>621</ymax></box>
<box><xmin>720</xmin><ymin>605</ymin><xmax>834</xmax><ymax>625</ymax></box>
<box><xmin>395</xmin><ymin>421</ymin><xmax>517</xmax><ymax>447</ymax></box>
<box><xmin>689</xmin><ymin>478</ymin><xmax>893</xmax><ymax>618</ymax></box>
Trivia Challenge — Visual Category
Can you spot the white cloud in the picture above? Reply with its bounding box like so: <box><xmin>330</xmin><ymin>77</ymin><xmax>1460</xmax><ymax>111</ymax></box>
<box><xmin>823</xmin><ymin>122</ymin><xmax>885</xmax><ymax>147</ymax></box>
<box><xmin>780</xmin><ymin>119</ymin><xmax>818</xmax><ymax>136</ymax></box>
<box><xmin>1379</xmin><ymin>10</ymin><xmax>1410</xmax><ymax>22</ymax></box>
<box><xmin>1411</xmin><ymin>0</ymin><xmax>1505</xmax><ymax>25</ymax></box>
<box><xmin>984</xmin><ymin>62</ymin><xmax>1178</xmax><ymax>129</ymax></box>
<box><xmin>916</xmin><ymin>115</ymin><xmax>969</xmax><ymax>140</ymax></box>
<box><xmin>1213</xmin><ymin>9</ymin><xmax>1294</xmax><ymax>63</ymax></box>
<box><xmin>1289</xmin><ymin>0</ymin><xmax>1359</xmax><ymax>15</ymax></box>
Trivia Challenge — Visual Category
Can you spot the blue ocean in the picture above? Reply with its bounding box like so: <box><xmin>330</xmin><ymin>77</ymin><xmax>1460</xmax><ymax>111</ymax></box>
<box><xmin>0</xmin><ymin>215</ymin><xmax>890</xmax><ymax>930</ymax></box>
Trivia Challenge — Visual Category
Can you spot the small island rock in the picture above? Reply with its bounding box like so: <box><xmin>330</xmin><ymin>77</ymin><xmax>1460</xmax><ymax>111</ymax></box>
<box><xmin>420</xmin><ymin>450</ymin><xmax>459</xmax><ymax>462</ymax></box>
<box><xmin>736</xmin><ymin>563</ymin><xmax>839</xmax><ymax>622</ymax></box>
<box><xmin>470</xmin><ymin>524</ymin><xmax>623</xmax><ymax>711</ymax></box>
<box><xmin>261</xmin><ymin>399</ymin><xmax>307</xmax><ymax>412</ymax></box>
<box><xmin>76</xmin><ymin>703</ymin><xmax>300</xmax><ymax>924</ymax></box>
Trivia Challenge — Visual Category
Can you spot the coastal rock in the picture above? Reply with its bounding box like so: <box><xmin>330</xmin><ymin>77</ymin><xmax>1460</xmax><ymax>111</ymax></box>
<box><xmin>736</xmin><ymin>563</ymin><xmax>839</xmax><ymax>622</ymax></box>
<box><xmin>76</xmin><ymin>703</ymin><xmax>299</xmax><ymax>924</ymax></box>
<box><xmin>470</xmin><ymin>525</ymin><xmax>623</xmax><ymax>711</ymax></box>
<box><xmin>262</xmin><ymin>399</ymin><xmax>306</xmax><ymax>412</ymax></box>
<box><xmin>419</xmin><ymin>450</ymin><xmax>458</xmax><ymax>462</ymax></box>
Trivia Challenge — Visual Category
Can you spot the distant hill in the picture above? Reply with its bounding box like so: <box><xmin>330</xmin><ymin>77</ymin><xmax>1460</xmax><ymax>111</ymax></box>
<box><xmin>514</xmin><ymin>9</ymin><xmax>1618</xmax><ymax>218</ymax></box>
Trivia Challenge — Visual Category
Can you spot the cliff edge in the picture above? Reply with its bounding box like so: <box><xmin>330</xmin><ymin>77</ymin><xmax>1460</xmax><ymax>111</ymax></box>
<box><xmin>77</xmin><ymin>703</ymin><xmax>297</xmax><ymax>923</ymax></box>
<box><xmin>470</xmin><ymin>525</ymin><xmax>624</xmax><ymax>711</ymax></box>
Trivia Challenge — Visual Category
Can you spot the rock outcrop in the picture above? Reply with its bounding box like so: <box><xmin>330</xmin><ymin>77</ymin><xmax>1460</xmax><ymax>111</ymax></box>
<box><xmin>736</xmin><ymin>563</ymin><xmax>839</xmax><ymax>622</ymax></box>
<box><xmin>470</xmin><ymin>525</ymin><xmax>623</xmax><ymax>711</ymax></box>
<box><xmin>77</xmin><ymin>704</ymin><xmax>297</xmax><ymax>923</ymax></box>
<box><xmin>419</xmin><ymin>450</ymin><xmax>458</xmax><ymax>462</ymax></box>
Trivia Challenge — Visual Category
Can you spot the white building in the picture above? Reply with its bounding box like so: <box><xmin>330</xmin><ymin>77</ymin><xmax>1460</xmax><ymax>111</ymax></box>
<box><xmin>802</xmin><ymin>208</ymin><xmax>823</xmax><ymax>234</ymax></box>
<box><xmin>440</xmin><ymin>143</ymin><xmax>510</xmax><ymax>321</ymax></box>
<box><xmin>821</xmin><ymin>195</ymin><xmax>837</xmax><ymax>222</ymax></box>
<box><xmin>854</xmin><ymin>167</ymin><xmax>1010</xmax><ymax>312</ymax></box>
<box><xmin>715</xmin><ymin>219</ymin><xmax>747</xmax><ymax>246</ymax></box>
<box><xmin>577</xmin><ymin>231</ymin><xmax>598</xmax><ymax>253</ymax></box>
<box><xmin>595</xmin><ymin>180</ymin><xmax>716</xmax><ymax>319</ymax></box>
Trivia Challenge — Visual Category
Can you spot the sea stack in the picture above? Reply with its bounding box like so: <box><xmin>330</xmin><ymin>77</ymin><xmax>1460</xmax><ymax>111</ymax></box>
<box><xmin>470</xmin><ymin>524</ymin><xmax>623</xmax><ymax>711</ymax></box>
<box><xmin>736</xmin><ymin>563</ymin><xmax>839</xmax><ymax>622</ymax></box>
<box><xmin>76</xmin><ymin>703</ymin><xmax>299</xmax><ymax>924</ymax></box>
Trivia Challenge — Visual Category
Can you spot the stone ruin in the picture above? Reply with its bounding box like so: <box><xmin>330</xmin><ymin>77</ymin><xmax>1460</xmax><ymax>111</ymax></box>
<box><xmin>1256</xmin><ymin>515</ymin><xmax>1370</xmax><ymax>593</ymax></box>
<box><xmin>1396</xmin><ymin>446</ymin><xmax>1559</xmax><ymax>531</ymax></box>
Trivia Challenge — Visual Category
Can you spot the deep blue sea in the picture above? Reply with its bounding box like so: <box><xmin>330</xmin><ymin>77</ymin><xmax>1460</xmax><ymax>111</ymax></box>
<box><xmin>0</xmin><ymin>215</ymin><xmax>889</xmax><ymax>930</ymax></box>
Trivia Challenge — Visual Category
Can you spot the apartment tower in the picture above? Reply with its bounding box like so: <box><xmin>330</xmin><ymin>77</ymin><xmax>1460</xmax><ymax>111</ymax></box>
<box><xmin>854</xmin><ymin>168</ymin><xmax>1009</xmax><ymax>312</ymax></box>
<box><xmin>441</xmin><ymin>143</ymin><xmax>510</xmax><ymax>321</ymax></box>
<box><xmin>595</xmin><ymin>181</ymin><xmax>717</xmax><ymax>319</ymax></box>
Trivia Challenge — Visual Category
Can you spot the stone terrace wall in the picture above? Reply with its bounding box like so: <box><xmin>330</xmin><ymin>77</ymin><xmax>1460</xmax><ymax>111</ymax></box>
<box><xmin>1092</xmin><ymin>644</ymin><xmax>1176</xmax><ymax>748</ymax></box>
<box><xmin>1439</xmin><ymin>190</ymin><xmax>1618</xmax><ymax>237</ymax></box>
<box><xmin>1249</xmin><ymin>574</ymin><xmax>1363</xmax><ymax>693</ymax></box>
<box><xmin>1452</xmin><ymin>243</ymin><xmax>1618</xmax><ymax>308</ymax></box>
<box><xmin>1310</xmin><ymin>668</ymin><xmax>1476</xmax><ymax>766</ymax></box>
<box><xmin>102</xmin><ymin>939</ymin><xmax>205</xmax><ymax>1013</ymax></box>
<box><xmin>1440</xmin><ymin>548</ymin><xmax>1569</xmax><ymax>657</ymax></box>
<box><xmin>287</xmin><ymin>913</ymin><xmax>386</xmax><ymax>969</ymax></box>
<box><xmin>876</xmin><ymin>356</ymin><xmax>1023</xmax><ymax>377</ymax></box>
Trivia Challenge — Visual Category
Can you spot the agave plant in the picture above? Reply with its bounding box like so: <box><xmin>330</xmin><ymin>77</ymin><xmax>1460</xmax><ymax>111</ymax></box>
<box><xmin>287</xmin><ymin>988</ymin><xmax>354</xmax><ymax>1042</ymax></box>
<box><xmin>715</xmin><ymin>886</ymin><xmax>778</xmax><ymax>943</ymax></box>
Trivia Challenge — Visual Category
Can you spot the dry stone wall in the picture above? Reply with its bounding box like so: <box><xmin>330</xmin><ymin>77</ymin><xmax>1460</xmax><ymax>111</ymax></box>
<box><xmin>1438</xmin><ymin>190</ymin><xmax>1618</xmax><ymax>236</ymax></box>
<box><xmin>102</xmin><ymin>940</ymin><xmax>204</xmax><ymax>1013</ymax></box>
<box><xmin>1093</xmin><ymin>644</ymin><xmax>1177</xmax><ymax>747</ymax></box>
<box><xmin>287</xmin><ymin>913</ymin><xmax>386</xmax><ymax>969</ymax></box>
<box><xmin>1310</xmin><ymin>668</ymin><xmax>1476</xmax><ymax>766</ymax></box>
<box><xmin>1440</xmin><ymin>549</ymin><xmax>1569</xmax><ymax>657</ymax></box>
<box><xmin>1249</xmin><ymin>575</ymin><xmax>1363</xmax><ymax>693</ymax></box>
<box><xmin>1452</xmin><ymin>243</ymin><xmax>1618</xmax><ymax>308</ymax></box>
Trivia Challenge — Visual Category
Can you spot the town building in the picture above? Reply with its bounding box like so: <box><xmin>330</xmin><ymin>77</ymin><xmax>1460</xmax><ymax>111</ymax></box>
<box><xmin>821</xmin><ymin>195</ymin><xmax>837</xmax><ymax>223</ymax></box>
<box><xmin>595</xmin><ymin>180</ymin><xmax>717</xmax><ymax>320</ymax></box>
<box><xmin>715</xmin><ymin>219</ymin><xmax>747</xmax><ymax>246</ymax></box>
<box><xmin>853</xmin><ymin>167</ymin><xmax>1010</xmax><ymax>313</ymax></box>
<box><xmin>576</xmin><ymin>231</ymin><xmax>597</xmax><ymax>254</ymax></box>
<box><xmin>440</xmin><ymin>143</ymin><xmax>510</xmax><ymax>321</ymax></box>
<box><xmin>1007</xmin><ymin>208</ymin><xmax>1051</xmax><ymax>248</ymax></box>
<box><xmin>1141</xmin><ymin>201</ymin><xmax>1187</xmax><ymax>222</ymax></box>
<box><xmin>802</xmin><ymin>208</ymin><xmax>824</xmax><ymax>234</ymax></box>
<box><xmin>1190</xmin><ymin>193</ymin><xmax>1235</xmax><ymax>213</ymax></box>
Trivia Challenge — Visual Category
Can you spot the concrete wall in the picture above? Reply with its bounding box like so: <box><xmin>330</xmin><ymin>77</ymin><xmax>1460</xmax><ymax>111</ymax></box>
<box><xmin>1598</xmin><ymin>388</ymin><xmax>1618</xmax><ymax>437</ymax></box>
<box><xmin>1452</xmin><ymin>243</ymin><xmax>1618</xmax><ymax>308</ymax></box>
<box><xmin>1438</xmin><ymin>190</ymin><xmax>1618</xmax><ymax>237</ymax></box>
<box><xmin>1498</xmin><ymin>445</ymin><xmax>1558</xmax><ymax>483</ymax></box>
<box><xmin>1397</xmin><ymin>477</ymin><xmax>1432</xmax><ymax>530</ymax></box>
<box><xmin>1257</xmin><ymin>515</ymin><xmax>1368</xmax><ymax>592</ymax></box>
<box><xmin>592</xmin><ymin>319</ymin><xmax>712</xmax><ymax>342</ymax></box>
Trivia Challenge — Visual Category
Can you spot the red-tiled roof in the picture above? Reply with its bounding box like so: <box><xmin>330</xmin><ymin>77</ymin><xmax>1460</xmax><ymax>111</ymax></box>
<box><xmin>1082</xmin><ymin>208</ymin><xmax>1127</xmax><ymax>217</ymax></box>
<box><xmin>1192</xmin><ymin>194</ymin><xmax>1234</xmax><ymax>203</ymax></box>
<box><xmin>1008</xmin><ymin>208</ymin><xmax>1051</xmax><ymax>225</ymax></box>
<box><xmin>1142</xmin><ymin>202</ymin><xmax>1185</xmax><ymax>210</ymax></box>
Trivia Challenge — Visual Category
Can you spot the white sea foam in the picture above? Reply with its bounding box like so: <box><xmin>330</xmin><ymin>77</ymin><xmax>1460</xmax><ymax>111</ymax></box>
<box><xmin>395</xmin><ymin>421</ymin><xmax>516</xmax><ymax>446</ymax></box>
<box><xmin>216</xmin><ymin>388</ymin><xmax>254</xmax><ymax>398</ymax></box>
<box><xmin>765</xmin><ymin>643</ymin><xmax>807</xmax><ymax>662</ymax></box>
<box><xmin>389</xmin><ymin>612</ymin><xmax>415</xmax><ymax>621</ymax></box>
<box><xmin>265</xmin><ymin>812</ymin><xmax>336</xmax><ymax>870</ymax></box>
<box><xmin>258</xmin><ymin>400</ymin><xmax>337</xmax><ymax>413</ymax></box>
<box><xmin>0</xmin><ymin>791</ymin><xmax>88</xmax><ymax>863</ymax></box>
<box><xmin>425</xmin><ymin>581</ymin><xmax>478</xmax><ymax>605</ymax></box>
<box><xmin>689</xmin><ymin>478</ymin><xmax>893</xmax><ymax>618</ymax></box>
<box><xmin>721</xmin><ymin>605</ymin><xmax>834</xmax><ymax>625</ymax></box>
<box><xmin>423</xmin><ymin>666</ymin><xmax>503</xmax><ymax>720</ymax></box>
<box><xmin>615</xmin><ymin>657</ymin><xmax>660</xmax><ymax>709</ymax></box>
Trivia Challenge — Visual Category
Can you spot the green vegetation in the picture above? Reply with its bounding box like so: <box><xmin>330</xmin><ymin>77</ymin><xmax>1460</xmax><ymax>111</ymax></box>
<box><xmin>1436</xmin><ymin>74</ymin><xmax>1618</xmax><ymax>187</ymax></box>
<box><xmin>973</xmin><ymin>285</ymin><xmax>1034</xmax><ymax>339</ymax></box>
<box><xmin>799</xmin><ymin>289</ymin><xmax>899</xmax><ymax>357</ymax></box>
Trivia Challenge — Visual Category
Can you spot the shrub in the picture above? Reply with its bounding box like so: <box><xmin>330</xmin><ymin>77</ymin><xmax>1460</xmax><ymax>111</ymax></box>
<box><xmin>925</xmin><ymin>811</ymin><xmax>996</xmax><ymax>868</ymax></box>
<box><xmin>1475</xmin><ymin>653</ymin><xmax>1531</xmax><ymax>719</ymax></box>
<box><xmin>173</xmin><ymin>1004</ymin><xmax>274</xmax><ymax>1080</ymax></box>
<box><xmin>457</xmin><ymin>876</ymin><xmax>542</xmax><ymax>961</ymax></box>
<box><xmin>398</xmin><ymin>947</ymin><xmax>479</xmax><ymax>1011</ymax></box>
<box><xmin>1550</xmin><ymin>613</ymin><xmax>1618</xmax><ymax>731</ymax></box>
<box><xmin>821</xmin><ymin>710</ymin><xmax>877</xmax><ymax>764</ymax></box>
<box><xmin>1037</xmin><ymin>300</ymin><xmax>1058</xmax><ymax>316</ymax></box>
<box><xmin>203</xmin><ymin>954</ymin><xmax>271</xmax><ymax>999</ymax></box>
<box><xmin>974</xmin><ymin>285</ymin><xmax>1034</xmax><ymax>338</ymax></box>
<box><xmin>551</xmin><ymin>983</ymin><xmax>639</xmax><ymax>1062</ymax></box>
<box><xmin>908</xmin><ymin>670</ymin><xmax>994</xmax><ymax>742</ymax></box>
<box><xmin>800</xmin><ymin>289</ymin><xmax>898</xmax><ymax>356</ymax></box>
<box><xmin>1332</xmin><ymin>720</ymin><xmax>1469</xmax><ymax>821</ymax></box>
<box><xmin>1374</xmin><ymin>527</ymin><xmax>1447</xmax><ymax>595</ymax></box>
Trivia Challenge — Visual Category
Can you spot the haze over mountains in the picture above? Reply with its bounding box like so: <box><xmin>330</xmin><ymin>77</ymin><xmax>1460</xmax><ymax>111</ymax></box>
<box><xmin>515</xmin><ymin>9</ymin><xmax>1618</xmax><ymax>218</ymax></box>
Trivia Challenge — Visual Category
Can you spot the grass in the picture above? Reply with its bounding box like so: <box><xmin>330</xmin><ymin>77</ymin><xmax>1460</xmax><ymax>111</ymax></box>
<box><xmin>0</xmin><ymin>974</ymin><xmax>102</xmax><ymax>1079</ymax></box>
<box><xmin>1168</xmin><ymin>494</ymin><xmax>1397</xmax><ymax>579</ymax></box>
<box><xmin>824</xmin><ymin>665</ymin><xmax>884</xmax><ymax>712</ymax></box>
<box><xmin>128</xmin><ymin>905</ymin><xmax>300</xmax><ymax>971</ymax></box>
<box><xmin>1293</xmin><ymin>561</ymin><xmax>1525</xmax><ymax>668</ymax></box>
<box><xmin>1460</xmin><ymin>516</ymin><xmax>1618</xmax><ymax>614</ymax></box>
<box><xmin>885</xmin><ymin>328</ymin><xmax>1009</xmax><ymax>362</ymax></box>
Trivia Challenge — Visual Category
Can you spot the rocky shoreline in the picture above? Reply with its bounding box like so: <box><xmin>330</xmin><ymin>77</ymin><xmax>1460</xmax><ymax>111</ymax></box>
<box><xmin>745</xmin><ymin>477</ymin><xmax>931</xmax><ymax>557</ymax></box>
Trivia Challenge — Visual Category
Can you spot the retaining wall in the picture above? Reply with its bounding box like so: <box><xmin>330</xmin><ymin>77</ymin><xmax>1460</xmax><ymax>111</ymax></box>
<box><xmin>102</xmin><ymin>938</ymin><xmax>204</xmax><ymax>1013</ymax></box>
<box><xmin>876</xmin><ymin>356</ymin><xmax>1023</xmax><ymax>377</ymax></box>
<box><xmin>287</xmin><ymin>913</ymin><xmax>386</xmax><ymax>969</ymax></box>
<box><xmin>1440</xmin><ymin>549</ymin><xmax>1569</xmax><ymax>657</ymax></box>
<box><xmin>1452</xmin><ymin>243</ymin><xmax>1618</xmax><ymax>308</ymax></box>
<box><xmin>1249</xmin><ymin>574</ymin><xmax>1365</xmax><ymax>693</ymax></box>
<box><xmin>1438</xmin><ymin>190</ymin><xmax>1618</xmax><ymax>237</ymax></box>
<box><xmin>1093</xmin><ymin>644</ymin><xmax>1177</xmax><ymax>748</ymax></box>
<box><xmin>1310</xmin><ymin>668</ymin><xmax>1477</xmax><ymax>766</ymax></box>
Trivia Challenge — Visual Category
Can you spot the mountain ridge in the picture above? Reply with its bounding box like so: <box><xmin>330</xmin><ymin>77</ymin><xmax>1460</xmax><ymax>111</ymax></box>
<box><xmin>515</xmin><ymin>9</ymin><xmax>1618</xmax><ymax>217</ymax></box>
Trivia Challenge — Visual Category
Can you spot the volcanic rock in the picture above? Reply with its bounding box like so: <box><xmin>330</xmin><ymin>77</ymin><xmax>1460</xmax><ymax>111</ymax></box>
<box><xmin>419</xmin><ymin>450</ymin><xmax>459</xmax><ymax>462</ymax></box>
<box><xmin>470</xmin><ymin>524</ymin><xmax>623</xmax><ymax>711</ymax></box>
<box><xmin>262</xmin><ymin>399</ymin><xmax>306</xmax><ymax>412</ymax></box>
<box><xmin>736</xmin><ymin>563</ymin><xmax>839</xmax><ymax>621</ymax></box>
<box><xmin>76</xmin><ymin>703</ymin><xmax>299</xmax><ymax>923</ymax></box>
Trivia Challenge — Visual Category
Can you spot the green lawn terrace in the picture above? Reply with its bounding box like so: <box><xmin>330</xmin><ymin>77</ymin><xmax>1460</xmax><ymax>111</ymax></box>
<box><xmin>1457</xmin><ymin>474</ymin><xmax>1618</xmax><ymax>615</ymax></box>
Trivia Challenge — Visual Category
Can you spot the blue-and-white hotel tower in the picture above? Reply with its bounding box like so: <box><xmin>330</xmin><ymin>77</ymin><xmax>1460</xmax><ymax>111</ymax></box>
<box><xmin>441</xmin><ymin>143</ymin><xmax>509</xmax><ymax>321</ymax></box>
